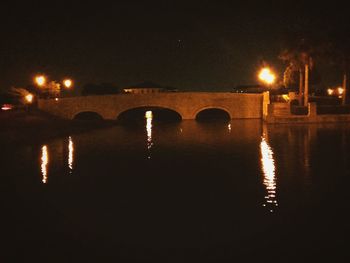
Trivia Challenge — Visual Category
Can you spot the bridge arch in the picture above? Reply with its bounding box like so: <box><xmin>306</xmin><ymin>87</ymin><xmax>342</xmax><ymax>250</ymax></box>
<box><xmin>195</xmin><ymin>107</ymin><xmax>231</xmax><ymax>121</ymax></box>
<box><xmin>73</xmin><ymin>111</ymin><xmax>104</xmax><ymax>120</ymax></box>
<box><xmin>117</xmin><ymin>106</ymin><xmax>183</xmax><ymax>122</ymax></box>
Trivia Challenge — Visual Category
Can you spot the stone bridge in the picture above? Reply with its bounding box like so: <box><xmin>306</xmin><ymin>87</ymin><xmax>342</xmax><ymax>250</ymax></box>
<box><xmin>37</xmin><ymin>92</ymin><xmax>264</xmax><ymax>120</ymax></box>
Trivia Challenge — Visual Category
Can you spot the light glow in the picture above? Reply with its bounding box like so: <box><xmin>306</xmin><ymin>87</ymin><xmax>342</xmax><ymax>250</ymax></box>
<box><xmin>68</xmin><ymin>136</ymin><xmax>74</xmax><ymax>173</ymax></box>
<box><xmin>1</xmin><ymin>104</ymin><xmax>12</xmax><ymax>111</ymax></box>
<box><xmin>35</xmin><ymin>75</ymin><xmax>46</xmax><ymax>87</ymax></box>
<box><xmin>258</xmin><ymin>67</ymin><xmax>276</xmax><ymax>85</ymax></box>
<box><xmin>41</xmin><ymin>145</ymin><xmax>49</xmax><ymax>184</ymax></box>
<box><xmin>145</xmin><ymin>110</ymin><xmax>153</xmax><ymax>119</ymax></box>
<box><xmin>260</xmin><ymin>137</ymin><xmax>278</xmax><ymax>212</ymax></box>
<box><xmin>145</xmin><ymin>111</ymin><xmax>153</xmax><ymax>159</ymax></box>
<box><xmin>63</xmin><ymin>79</ymin><xmax>73</xmax><ymax>88</ymax></box>
<box><xmin>282</xmin><ymin>94</ymin><xmax>290</xmax><ymax>102</ymax></box>
<box><xmin>327</xmin><ymin>88</ymin><xmax>334</xmax><ymax>96</ymax></box>
<box><xmin>25</xmin><ymin>93</ymin><xmax>33</xmax><ymax>103</ymax></box>
<box><xmin>337</xmin><ymin>87</ymin><xmax>344</xmax><ymax>95</ymax></box>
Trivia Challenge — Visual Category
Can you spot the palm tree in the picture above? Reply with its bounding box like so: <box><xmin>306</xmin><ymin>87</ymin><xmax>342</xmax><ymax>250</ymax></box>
<box><xmin>279</xmin><ymin>37</ymin><xmax>327</xmax><ymax>107</ymax></box>
<box><xmin>280</xmin><ymin>50</ymin><xmax>304</xmax><ymax>105</ymax></box>
<box><xmin>280</xmin><ymin>42</ymin><xmax>312</xmax><ymax>106</ymax></box>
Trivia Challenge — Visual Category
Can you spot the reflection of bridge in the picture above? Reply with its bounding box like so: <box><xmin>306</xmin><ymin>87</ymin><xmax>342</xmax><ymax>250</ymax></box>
<box><xmin>38</xmin><ymin>92</ymin><xmax>263</xmax><ymax>120</ymax></box>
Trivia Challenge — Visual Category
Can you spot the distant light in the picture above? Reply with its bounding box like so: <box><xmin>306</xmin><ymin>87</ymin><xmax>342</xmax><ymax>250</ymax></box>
<box><xmin>1</xmin><ymin>104</ymin><xmax>13</xmax><ymax>111</ymax></box>
<box><xmin>35</xmin><ymin>75</ymin><xmax>46</xmax><ymax>87</ymax></box>
<box><xmin>55</xmin><ymin>98</ymin><xmax>59</xmax><ymax>101</ymax></box>
<box><xmin>258</xmin><ymin>67</ymin><xmax>276</xmax><ymax>85</ymax></box>
<box><xmin>282</xmin><ymin>94</ymin><xmax>290</xmax><ymax>102</ymax></box>
<box><xmin>25</xmin><ymin>93</ymin><xmax>33</xmax><ymax>103</ymax></box>
<box><xmin>327</xmin><ymin>88</ymin><xmax>334</xmax><ymax>96</ymax></box>
<box><xmin>337</xmin><ymin>87</ymin><xmax>344</xmax><ymax>95</ymax></box>
<box><xmin>63</xmin><ymin>79</ymin><xmax>73</xmax><ymax>88</ymax></box>
<box><xmin>145</xmin><ymin>110</ymin><xmax>153</xmax><ymax>119</ymax></box>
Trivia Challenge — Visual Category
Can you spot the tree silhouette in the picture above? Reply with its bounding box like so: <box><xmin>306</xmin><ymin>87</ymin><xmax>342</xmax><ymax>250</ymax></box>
<box><xmin>279</xmin><ymin>35</ymin><xmax>328</xmax><ymax>106</ymax></box>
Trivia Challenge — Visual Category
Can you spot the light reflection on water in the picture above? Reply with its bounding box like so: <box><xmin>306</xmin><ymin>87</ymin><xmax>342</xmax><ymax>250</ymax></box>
<box><xmin>260</xmin><ymin>136</ymin><xmax>278</xmax><ymax>212</ymax></box>
<box><xmin>35</xmin><ymin>120</ymin><xmax>349</xmax><ymax>216</ymax></box>
<box><xmin>145</xmin><ymin>111</ymin><xmax>153</xmax><ymax>159</ymax></box>
<box><xmin>68</xmin><ymin>136</ymin><xmax>74</xmax><ymax>173</ymax></box>
<box><xmin>41</xmin><ymin>145</ymin><xmax>49</xmax><ymax>184</ymax></box>
<box><xmin>10</xmin><ymin>120</ymin><xmax>350</xmax><ymax>263</ymax></box>
<box><xmin>40</xmin><ymin>136</ymin><xmax>75</xmax><ymax>183</ymax></box>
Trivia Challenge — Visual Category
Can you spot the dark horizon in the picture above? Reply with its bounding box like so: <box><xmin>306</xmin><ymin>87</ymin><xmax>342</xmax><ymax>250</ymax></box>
<box><xmin>1</xmin><ymin>1</ymin><xmax>349</xmax><ymax>92</ymax></box>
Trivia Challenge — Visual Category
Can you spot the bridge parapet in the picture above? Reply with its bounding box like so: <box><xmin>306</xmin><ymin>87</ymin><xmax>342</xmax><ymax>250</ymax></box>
<box><xmin>38</xmin><ymin>92</ymin><xmax>263</xmax><ymax>120</ymax></box>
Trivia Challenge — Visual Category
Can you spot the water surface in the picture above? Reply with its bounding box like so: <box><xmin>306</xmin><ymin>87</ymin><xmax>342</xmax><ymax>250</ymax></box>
<box><xmin>7</xmin><ymin>119</ymin><xmax>350</xmax><ymax>262</ymax></box>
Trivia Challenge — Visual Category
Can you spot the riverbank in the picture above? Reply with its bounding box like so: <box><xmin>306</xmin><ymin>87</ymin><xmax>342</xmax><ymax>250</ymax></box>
<box><xmin>0</xmin><ymin>109</ymin><xmax>115</xmax><ymax>148</ymax></box>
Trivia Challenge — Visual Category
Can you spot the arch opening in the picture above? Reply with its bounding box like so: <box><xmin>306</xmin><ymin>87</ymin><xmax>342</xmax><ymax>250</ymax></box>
<box><xmin>74</xmin><ymin>111</ymin><xmax>103</xmax><ymax>121</ymax></box>
<box><xmin>196</xmin><ymin>108</ymin><xmax>231</xmax><ymax>122</ymax></box>
<box><xmin>117</xmin><ymin>107</ymin><xmax>182</xmax><ymax>124</ymax></box>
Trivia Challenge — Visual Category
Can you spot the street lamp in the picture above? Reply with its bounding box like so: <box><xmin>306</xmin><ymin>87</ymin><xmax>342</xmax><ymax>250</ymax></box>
<box><xmin>35</xmin><ymin>75</ymin><xmax>46</xmax><ymax>87</ymax></box>
<box><xmin>337</xmin><ymin>87</ymin><xmax>344</xmax><ymax>96</ymax></box>
<box><xmin>258</xmin><ymin>67</ymin><xmax>276</xmax><ymax>86</ymax></box>
<box><xmin>25</xmin><ymin>93</ymin><xmax>34</xmax><ymax>103</ymax></box>
<box><xmin>34</xmin><ymin>74</ymin><xmax>73</xmax><ymax>98</ymax></box>
<box><xmin>63</xmin><ymin>79</ymin><xmax>73</xmax><ymax>89</ymax></box>
<box><xmin>327</xmin><ymin>88</ymin><xmax>334</xmax><ymax>96</ymax></box>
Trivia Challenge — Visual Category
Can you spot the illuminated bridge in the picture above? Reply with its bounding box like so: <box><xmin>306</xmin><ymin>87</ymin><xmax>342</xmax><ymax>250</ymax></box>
<box><xmin>37</xmin><ymin>92</ymin><xmax>264</xmax><ymax>120</ymax></box>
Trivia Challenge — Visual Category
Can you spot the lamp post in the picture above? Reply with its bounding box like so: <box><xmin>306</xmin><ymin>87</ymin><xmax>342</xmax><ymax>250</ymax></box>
<box><xmin>34</xmin><ymin>74</ymin><xmax>73</xmax><ymax>99</ymax></box>
<box><xmin>24</xmin><ymin>93</ymin><xmax>34</xmax><ymax>112</ymax></box>
<box><xmin>258</xmin><ymin>67</ymin><xmax>277</xmax><ymax>104</ymax></box>
<box><xmin>34</xmin><ymin>75</ymin><xmax>48</xmax><ymax>98</ymax></box>
<box><xmin>62</xmin><ymin>79</ymin><xmax>73</xmax><ymax>98</ymax></box>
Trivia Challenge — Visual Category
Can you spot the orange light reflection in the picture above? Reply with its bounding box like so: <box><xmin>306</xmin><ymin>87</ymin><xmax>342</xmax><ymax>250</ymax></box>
<box><xmin>260</xmin><ymin>137</ymin><xmax>278</xmax><ymax>212</ymax></box>
<box><xmin>41</xmin><ymin>145</ymin><xmax>49</xmax><ymax>184</ymax></box>
<box><xmin>145</xmin><ymin>111</ymin><xmax>153</xmax><ymax>159</ymax></box>
<box><xmin>68</xmin><ymin>136</ymin><xmax>74</xmax><ymax>173</ymax></box>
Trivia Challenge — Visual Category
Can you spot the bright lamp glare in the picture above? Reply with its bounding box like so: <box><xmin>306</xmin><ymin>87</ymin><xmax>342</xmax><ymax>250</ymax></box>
<box><xmin>25</xmin><ymin>94</ymin><xmax>33</xmax><ymax>103</ymax></box>
<box><xmin>35</xmin><ymin>76</ymin><xmax>46</xmax><ymax>86</ymax></box>
<box><xmin>63</xmin><ymin>79</ymin><xmax>73</xmax><ymax>88</ymax></box>
<box><xmin>259</xmin><ymin>68</ymin><xmax>276</xmax><ymax>85</ymax></box>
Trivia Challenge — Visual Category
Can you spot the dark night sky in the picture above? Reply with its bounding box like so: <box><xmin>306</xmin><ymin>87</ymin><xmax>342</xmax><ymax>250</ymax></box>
<box><xmin>1</xmin><ymin>1</ymin><xmax>349</xmax><ymax>92</ymax></box>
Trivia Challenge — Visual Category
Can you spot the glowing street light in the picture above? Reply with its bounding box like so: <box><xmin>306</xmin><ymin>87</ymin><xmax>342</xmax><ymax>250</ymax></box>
<box><xmin>35</xmin><ymin>75</ymin><xmax>46</xmax><ymax>87</ymax></box>
<box><xmin>337</xmin><ymin>87</ymin><xmax>344</xmax><ymax>95</ymax></box>
<box><xmin>25</xmin><ymin>93</ymin><xmax>34</xmax><ymax>103</ymax></box>
<box><xmin>258</xmin><ymin>67</ymin><xmax>276</xmax><ymax>85</ymax></box>
<box><xmin>327</xmin><ymin>88</ymin><xmax>334</xmax><ymax>96</ymax></box>
<box><xmin>34</xmin><ymin>74</ymin><xmax>73</xmax><ymax>98</ymax></box>
<box><xmin>63</xmin><ymin>79</ymin><xmax>73</xmax><ymax>89</ymax></box>
<box><xmin>327</xmin><ymin>87</ymin><xmax>344</xmax><ymax>97</ymax></box>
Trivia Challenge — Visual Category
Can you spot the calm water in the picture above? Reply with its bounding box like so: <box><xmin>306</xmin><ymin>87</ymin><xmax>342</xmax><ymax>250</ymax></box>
<box><xmin>6</xmin><ymin>117</ymin><xmax>350</xmax><ymax>262</ymax></box>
